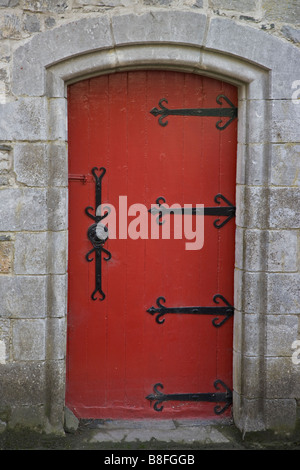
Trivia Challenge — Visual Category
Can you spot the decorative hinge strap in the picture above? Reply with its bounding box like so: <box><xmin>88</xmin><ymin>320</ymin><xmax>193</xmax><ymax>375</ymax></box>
<box><xmin>150</xmin><ymin>95</ymin><xmax>238</xmax><ymax>130</ymax></box>
<box><xmin>147</xmin><ymin>294</ymin><xmax>234</xmax><ymax>327</ymax></box>
<box><xmin>146</xmin><ymin>381</ymin><xmax>232</xmax><ymax>414</ymax></box>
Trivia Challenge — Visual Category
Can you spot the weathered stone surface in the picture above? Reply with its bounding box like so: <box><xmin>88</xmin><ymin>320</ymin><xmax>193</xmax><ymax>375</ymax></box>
<box><xmin>12</xmin><ymin>319</ymin><xmax>46</xmax><ymax>361</ymax></box>
<box><xmin>209</xmin><ymin>0</ymin><xmax>256</xmax><ymax>11</ymax></box>
<box><xmin>266</xmin><ymin>273</ymin><xmax>300</xmax><ymax>314</ymax></box>
<box><xmin>47</xmin><ymin>188</ymin><xmax>68</xmax><ymax>231</ymax></box>
<box><xmin>0</xmin><ymin>0</ymin><xmax>20</xmax><ymax>6</ymax></box>
<box><xmin>266</xmin><ymin>315</ymin><xmax>299</xmax><ymax>357</ymax></box>
<box><xmin>262</xmin><ymin>0</ymin><xmax>300</xmax><ymax>24</ymax></box>
<box><xmin>0</xmin><ymin>319</ymin><xmax>10</xmax><ymax>364</ymax></box>
<box><xmin>0</xmin><ymin>13</ymin><xmax>22</xmax><ymax>39</ymax></box>
<box><xmin>206</xmin><ymin>17</ymin><xmax>299</xmax><ymax>70</ymax></box>
<box><xmin>0</xmin><ymin>98</ymin><xmax>48</xmax><ymax>140</ymax></box>
<box><xmin>266</xmin><ymin>357</ymin><xmax>300</xmax><ymax>398</ymax></box>
<box><xmin>269</xmin><ymin>188</ymin><xmax>300</xmax><ymax>229</ymax></box>
<box><xmin>0</xmin><ymin>362</ymin><xmax>46</xmax><ymax>406</ymax></box>
<box><xmin>239</xmin><ymin>229</ymin><xmax>298</xmax><ymax>272</ymax></box>
<box><xmin>0</xmin><ymin>276</ymin><xmax>46</xmax><ymax>318</ymax></box>
<box><xmin>0</xmin><ymin>239</ymin><xmax>13</xmax><ymax>273</ymax></box>
<box><xmin>14</xmin><ymin>144</ymin><xmax>48</xmax><ymax>187</ymax></box>
<box><xmin>270</xmin><ymin>144</ymin><xmax>300</xmax><ymax>186</ymax></box>
<box><xmin>47</xmin><ymin>274</ymin><xmax>67</xmax><ymax>317</ymax></box>
<box><xmin>12</xmin><ymin>16</ymin><xmax>113</xmax><ymax>96</ymax></box>
<box><xmin>0</xmin><ymin>148</ymin><xmax>12</xmax><ymax>171</ymax></box>
<box><xmin>64</xmin><ymin>407</ymin><xmax>79</xmax><ymax>433</ymax></box>
<box><xmin>112</xmin><ymin>10</ymin><xmax>207</xmax><ymax>46</ymax></box>
<box><xmin>267</xmin><ymin>230</ymin><xmax>298</xmax><ymax>272</ymax></box>
<box><xmin>14</xmin><ymin>232</ymin><xmax>47</xmax><ymax>274</ymax></box>
<box><xmin>24</xmin><ymin>14</ymin><xmax>41</xmax><ymax>33</ymax></box>
<box><xmin>8</xmin><ymin>404</ymin><xmax>47</xmax><ymax>431</ymax></box>
<box><xmin>23</xmin><ymin>0</ymin><xmax>68</xmax><ymax>13</ymax></box>
<box><xmin>47</xmin><ymin>318</ymin><xmax>66</xmax><ymax>360</ymax></box>
<box><xmin>0</xmin><ymin>189</ymin><xmax>47</xmax><ymax>231</ymax></box>
<box><xmin>281</xmin><ymin>25</ymin><xmax>300</xmax><ymax>44</ymax></box>
<box><xmin>270</xmin><ymin>100</ymin><xmax>300</xmax><ymax>143</ymax></box>
<box><xmin>48</xmin><ymin>143</ymin><xmax>68</xmax><ymax>187</ymax></box>
<box><xmin>265</xmin><ymin>399</ymin><xmax>297</xmax><ymax>431</ymax></box>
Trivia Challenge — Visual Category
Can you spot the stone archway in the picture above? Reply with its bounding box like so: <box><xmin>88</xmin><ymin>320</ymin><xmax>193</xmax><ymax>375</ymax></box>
<box><xmin>9</xmin><ymin>11</ymin><xmax>300</xmax><ymax>433</ymax></box>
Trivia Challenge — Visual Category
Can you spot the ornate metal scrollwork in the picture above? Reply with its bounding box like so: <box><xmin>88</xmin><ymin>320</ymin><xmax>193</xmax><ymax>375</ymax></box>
<box><xmin>146</xmin><ymin>380</ymin><xmax>232</xmax><ymax>414</ymax></box>
<box><xmin>148</xmin><ymin>194</ymin><xmax>235</xmax><ymax>228</ymax></box>
<box><xmin>147</xmin><ymin>294</ymin><xmax>234</xmax><ymax>327</ymax></box>
<box><xmin>85</xmin><ymin>167</ymin><xmax>111</xmax><ymax>301</ymax></box>
<box><xmin>150</xmin><ymin>94</ymin><xmax>237</xmax><ymax>130</ymax></box>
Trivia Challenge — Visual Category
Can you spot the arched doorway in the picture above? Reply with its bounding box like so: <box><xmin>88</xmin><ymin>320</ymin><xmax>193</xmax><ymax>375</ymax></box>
<box><xmin>66</xmin><ymin>70</ymin><xmax>237</xmax><ymax>420</ymax></box>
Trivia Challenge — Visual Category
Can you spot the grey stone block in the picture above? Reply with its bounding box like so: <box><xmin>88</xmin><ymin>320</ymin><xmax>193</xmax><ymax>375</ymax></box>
<box><xmin>269</xmin><ymin>100</ymin><xmax>300</xmax><ymax>143</ymax></box>
<box><xmin>236</xmin><ymin>186</ymin><xmax>269</xmax><ymax>229</ymax></box>
<box><xmin>0</xmin><ymin>362</ymin><xmax>46</xmax><ymax>406</ymax></box>
<box><xmin>269</xmin><ymin>188</ymin><xmax>300</xmax><ymax>229</ymax></box>
<box><xmin>12</xmin><ymin>16</ymin><xmax>113</xmax><ymax>96</ymax></box>
<box><xmin>266</xmin><ymin>357</ymin><xmax>300</xmax><ymax>398</ymax></box>
<box><xmin>209</xmin><ymin>0</ymin><xmax>256</xmax><ymax>11</ymax></box>
<box><xmin>48</xmin><ymin>98</ymin><xmax>67</xmax><ymax>141</ymax></box>
<box><xmin>14</xmin><ymin>232</ymin><xmax>47</xmax><ymax>274</ymax></box>
<box><xmin>14</xmin><ymin>143</ymin><xmax>48</xmax><ymax>187</ymax></box>
<box><xmin>267</xmin><ymin>230</ymin><xmax>298</xmax><ymax>272</ymax></box>
<box><xmin>8</xmin><ymin>404</ymin><xmax>47</xmax><ymax>431</ymax></box>
<box><xmin>239</xmin><ymin>229</ymin><xmax>298</xmax><ymax>273</ymax></box>
<box><xmin>47</xmin><ymin>317</ymin><xmax>66</xmax><ymax>360</ymax></box>
<box><xmin>266</xmin><ymin>273</ymin><xmax>300</xmax><ymax>314</ymax></box>
<box><xmin>206</xmin><ymin>17</ymin><xmax>299</xmax><ymax>71</ymax></box>
<box><xmin>24</xmin><ymin>14</ymin><xmax>41</xmax><ymax>33</ymax></box>
<box><xmin>111</xmin><ymin>10</ymin><xmax>207</xmax><ymax>47</ymax></box>
<box><xmin>281</xmin><ymin>25</ymin><xmax>300</xmax><ymax>44</ymax></box>
<box><xmin>23</xmin><ymin>0</ymin><xmax>68</xmax><ymax>13</ymax></box>
<box><xmin>0</xmin><ymin>98</ymin><xmax>48</xmax><ymax>140</ymax></box>
<box><xmin>12</xmin><ymin>319</ymin><xmax>46</xmax><ymax>361</ymax></box>
<box><xmin>266</xmin><ymin>315</ymin><xmax>299</xmax><ymax>357</ymax></box>
<box><xmin>0</xmin><ymin>0</ymin><xmax>19</xmax><ymax>6</ymax></box>
<box><xmin>0</xmin><ymin>276</ymin><xmax>47</xmax><ymax>318</ymax></box>
<box><xmin>0</xmin><ymin>147</ymin><xmax>12</xmax><ymax>171</ymax></box>
<box><xmin>233</xmin><ymin>352</ymin><xmax>264</xmax><ymax>398</ymax></box>
<box><xmin>0</xmin><ymin>188</ymin><xmax>47</xmax><ymax>231</ymax></box>
<box><xmin>0</xmin><ymin>319</ymin><xmax>10</xmax><ymax>364</ymax></box>
<box><xmin>47</xmin><ymin>188</ymin><xmax>68</xmax><ymax>231</ymax></box>
<box><xmin>64</xmin><ymin>407</ymin><xmax>79</xmax><ymax>434</ymax></box>
<box><xmin>48</xmin><ymin>143</ymin><xmax>68</xmax><ymax>187</ymax></box>
<box><xmin>236</xmin><ymin>143</ymin><xmax>268</xmax><ymax>185</ymax></box>
<box><xmin>262</xmin><ymin>0</ymin><xmax>300</xmax><ymax>24</ymax></box>
<box><xmin>233</xmin><ymin>311</ymin><xmax>263</xmax><ymax>356</ymax></box>
<box><xmin>243</xmin><ymin>271</ymin><xmax>267</xmax><ymax>313</ymax></box>
<box><xmin>232</xmin><ymin>392</ymin><xmax>265</xmax><ymax>432</ymax></box>
<box><xmin>47</xmin><ymin>274</ymin><xmax>67</xmax><ymax>317</ymax></box>
<box><xmin>48</xmin><ymin>231</ymin><xmax>67</xmax><ymax>274</ymax></box>
<box><xmin>270</xmin><ymin>71</ymin><xmax>300</xmax><ymax>99</ymax></box>
<box><xmin>270</xmin><ymin>143</ymin><xmax>300</xmax><ymax>186</ymax></box>
<box><xmin>265</xmin><ymin>399</ymin><xmax>297</xmax><ymax>432</ymax></box>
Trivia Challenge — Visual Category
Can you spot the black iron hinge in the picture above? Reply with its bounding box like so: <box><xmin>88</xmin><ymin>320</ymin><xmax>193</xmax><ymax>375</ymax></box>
<box><xmin>146</xmin><ymin>381</ymin><xmax>232</xmax><ymax>414</ymax></box>
<box><xmin>149</xmin><ymin>194</ymin><xmax>235</xmax><ymax>229</ymax></box>
<box><xmin>147</xmin><ymin>294</ymin><xmax>233</xmax><ymax>327</ymax></box>
<box><xmin>150</xmin><ymin>95</ymin><xmax>237</xmax><ymax>130</ymax></box>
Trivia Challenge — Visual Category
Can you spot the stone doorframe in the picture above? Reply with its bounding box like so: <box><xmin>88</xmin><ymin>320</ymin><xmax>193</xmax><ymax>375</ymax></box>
<box><xmin>9</xmin><ymin>11</ymin><xmax>300</xmax><ymax>433</ymax></box>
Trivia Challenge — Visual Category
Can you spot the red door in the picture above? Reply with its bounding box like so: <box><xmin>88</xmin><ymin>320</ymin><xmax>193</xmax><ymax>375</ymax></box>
<box><xmin>66</xmin><ymin>71</ymin><xmax>237</xmax><ymax>419</ymax></box>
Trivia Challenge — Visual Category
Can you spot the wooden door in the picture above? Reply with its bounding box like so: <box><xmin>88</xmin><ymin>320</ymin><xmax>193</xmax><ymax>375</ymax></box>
<box><xmin>66</xmin><ymin>71</ymin><xmax>237</xmax><ymax>419</ymax></box>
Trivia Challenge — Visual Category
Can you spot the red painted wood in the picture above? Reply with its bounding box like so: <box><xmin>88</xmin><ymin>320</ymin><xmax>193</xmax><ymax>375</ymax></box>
<box><xmin>66</xmin><ymin>71</ymin><xmax>237</xmax><ymax>419</ymax></box>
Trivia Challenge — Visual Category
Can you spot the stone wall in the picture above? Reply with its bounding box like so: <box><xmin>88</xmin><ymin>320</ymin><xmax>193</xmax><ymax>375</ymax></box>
<box><xmin>0</xmin><ymin>1</ymin><xmax>299</xmax><ymax>435</ymax></box>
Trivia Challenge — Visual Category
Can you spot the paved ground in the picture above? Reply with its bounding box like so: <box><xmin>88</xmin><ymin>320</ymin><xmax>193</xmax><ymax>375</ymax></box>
<box><xmin>1</xmin><ymin>418</ymin><xmax>300</xmax><ymax>450</ymax></box>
